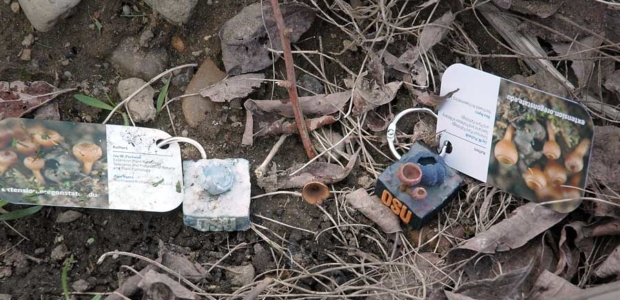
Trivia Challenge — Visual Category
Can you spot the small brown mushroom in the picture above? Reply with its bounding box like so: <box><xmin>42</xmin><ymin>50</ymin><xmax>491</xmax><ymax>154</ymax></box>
<box><xmin>397</xmin><ymin>162</ymin><xmax>422</xmax><ymax>186</ymax></box>
<box><xmin>543</xmin><ymin>121</ymin><xmax>561</xmax><ymax>160</ymax></box>
<box><xmin>523</xmin><ymin>165</ymin><xmax>547</xmax><ymax>191</ymax></box>
<box><xmin>302</xmin><ymin>181</ymin><xmax>330</xmax><ymax>205</ymax></box>
<box><xmin>535</xmin><ymin>185</ymin><xmax>563</xmax><ymax>201</ymax></box>
<box><xmin>0</xmin><ymin>150</ymin><xmax>18</xmax><ymax>175</ymax></box>
<box><xmin>494</xmin><ymin>125</ymin><xmax>518</xmax><ymax>165</ymax></box>
<box><xmin>73</xmin><ymin>142</ymin><xmax>103</xmax><ymax>174</ymax></box>
<box><xmin>0</xmin><ymin>128</ymin><xmax>12</xmax><ymax>149</ymax></box>
<box><xmin>23</xmin><ymin>156</ymin><xmax>46</xmax><ymax>185</ymax></box>
<box><xmin>32</xmin><ymin>130</ymin><xmax>64</xmax><ymax>149</ymax></box>
<box><xmin>561</xmin><ymin>173</ymin><xmax>582</xmax><ymax>199</ymax></box>
<box><xmin>544</xmin><ymin>159</ymin><xmax>567</xmax><ymax>185</ymax></box>
<box><xmin>408</xmin><ymin>187</ymin><xmax>427</xmax><ymax>201</ymax></box>
<box><xmin>565</xmin><ymin>138</ymin><xmax>590</xmax><ymax>173</ymax></box>
<box><xmin>15</xmin><ymin>138</ymin><xmax>39</xmax><ymax>156</ymax></box>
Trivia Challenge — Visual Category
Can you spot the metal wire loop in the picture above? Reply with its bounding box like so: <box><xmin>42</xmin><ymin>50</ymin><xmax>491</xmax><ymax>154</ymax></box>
<box><xmin>387</xmin><ymin>107</ymin><xmax>439</xmax><ymax>160</ymax></box>
<box><xmin>156</xmin><ymin>137</ymin><xmax>207</xmax><ymax>159</ymax></box>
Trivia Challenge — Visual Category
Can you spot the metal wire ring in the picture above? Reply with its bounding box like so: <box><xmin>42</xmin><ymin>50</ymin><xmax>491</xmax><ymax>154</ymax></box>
<box><xmin>156</xmin><ymin>137</ymin><xmax>207</xmax><ymax>159</ymax></box>
<box><xmin>387</xmin><ymin>107</ymin><xmax>438</xmax><ymax>160</ymax></box>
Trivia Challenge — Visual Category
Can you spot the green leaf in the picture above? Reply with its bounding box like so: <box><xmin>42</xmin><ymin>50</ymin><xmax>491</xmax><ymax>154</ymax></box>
<box><xmin>121</xmin><ymin>112</ymin><xmax>130</xmax><ymax>126</ymax></box>
<box><xmin>91</xmin><ymin>295</ymin><xmax>102</xmax><ymax>300</ymax></box>
<box><xmin>87</xmin><ymin>237</ymin><xmax>95</xmax><ymax>245</ymax></box>
<box><xmin>62</xmin><ymin>254</ymin><xmax>74</xmax><ymax>300</ymax></box>
<box><xmin>157</xmin><ymin>79</ymin><xmax>171</xmax><ymax>113</ymax></box>
<box><xmin>74</xmin><ymin>94</ymin><xmax>114</xmax><ymax>110</ymax></box>
<box><xmin>92</xmin><ymin>18</ymin><xmax>103</xmax><ymax>33</ymax></box>
<box><xmin>0</xmin><ymin>200</ymin><xmax>8</xmax><ymax>208</ymax></box>
<box><xmin>0</xmin><ymin>205</ymin><xmax>42</xmax><ymax>221</ymax></box>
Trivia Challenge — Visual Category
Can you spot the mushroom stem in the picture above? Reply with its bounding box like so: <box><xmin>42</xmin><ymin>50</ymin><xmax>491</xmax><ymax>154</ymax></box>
<box><xmin>543</xmin><ymin>121</ymin><xmax>561</xmax><ymax>160</ymax></box>
<box><xmin>565</xmin><ymin>139</ymin><xmax>590</xmax><ymax>173</ymax></box>
<box><xmin>544</xmin><ymin>159</ymin><xmax>567</xmax><ymax>185</ymax></box>
<box><xmin>23</xmin><ymin>156</ymin><xmax>46</xmax><ymax>185</ymax></box>
<box><xmin>494</xmin><ymin>125</ymin><xmax>519</xmax><ymax>165</ymax></box>
<box><xmin>73</xmin><ymin>143</ymin><xmax>103</xmax><ymax>174</ymax></box>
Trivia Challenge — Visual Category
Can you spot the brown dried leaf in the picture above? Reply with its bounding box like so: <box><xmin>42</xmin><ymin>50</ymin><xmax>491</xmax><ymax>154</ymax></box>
<box><xmin>589</xmin><ymin>126</ymin><xmax>620</xmax><ymax>191</ymax></box>
<box><xmin>417</xmin><ymin>88</ymin><xmax>459</xmax><ymax>108</ymax></box>
<box><xmin>352</xmin><ymin>80</ymin><xmax>401</xmax><ymax>115</ymax></box>
<box><xmin>528</xmin><ymin>270</ymin><xmax>581</xmax><ymax>300</ymax></box>
<box><xmin>138</xmin><ymin>270</ymin><xmax>195</xmax><ymax>299</ymax></box>
<box><xmin>398</xmin><ymin>12</ymin><xmax>454</xmax><ymax>65</ymax></box>
<box><xmin>219</xmin><ymin>2</ymin><xmax>315</xmax><ymax>75</ymax></box>
<box><xmin>105</xmin><ymin>265</ymin><xmax>157</xmax><ymax>300</ymax></box>
<box><xmin>595</xmin><ymin>244</ymin><xmax>620</xmax><ymax>278</ymax></box>
<box><xmin>492</xmin><ymin>0</ymin><xmax>511</xmax><ymax>9</ymax></box>
<box><xmin>509</xmin><ymin>0</ymin><xmax>564</xmax><ymax>18</ymax></box>
<box><xmin>450</xmin><ymin>262</ymin><xmax>534</xmax><ymax>300</ymax></box>
<box><xmin>0</xmin><ymin>81</ymin><xmax>69</xmax><ymax>120</ymax></box>
<box><xmin>456</xmin><ymin>203</ymin><xmax>566</xmax><ymax>253</ymax></box>
<box><xmin>199</xmin><ymin>73</ymin><xmax>265</xmax><ymax>102</ymax></box>
<box><xmin>257</xmin><ymin>151</ymin><xmax>359</xmax><ymax>192</ymax></box>
<box><xmin>346</xmin><ymin>188</ymin><xmax>402</xmax><ymax>234</ymax></box>
<box><xmin>551</xmin><ymin>36</ymin><xmax>604</xmax><ymax>89</ymax></box>
<box><xmin>365</xmin><ymin>104</ymin><xmax>393</xmax><ymax>132</ymax></box>
<box><xmin>604</xmin><ymin>70</ymin><xmax>620</xmax><ymax>97</ymax></box>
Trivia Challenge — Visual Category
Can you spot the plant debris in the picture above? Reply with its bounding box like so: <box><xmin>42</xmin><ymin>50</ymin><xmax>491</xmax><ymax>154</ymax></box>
<box><xmin>199</xmin><ymin>73</ymin><xmax>265</xmax><ymax>102</ymax></box>
<box><xmin>595</xmin><ymin>245</ymin><xmax>620</xmax><ymax>278</ymax></box>
<box><xmin>138</xmin><ymin>270</ymin><xmax>195</xmax><ymax>299</ymax></box>
<box><xmin>589</xmin><ymin>126</ymin><xmax>620</xmax><ymax>191</ymax></box>
<box><xmin>446</xmin><ymin>263</ymin><xmax>533</xmax><ymax>300</ymax></box>
<box><xmin>551</xmin><ymin>36</ymin><xmax>604</xmax><ymax>89</ymax></box>
<box><xmin>398</xmin><ymin>11</ymin><xmax>455</xmax><ymax>66</ymax></box>
<box><xmin>528</xmin><ymin>270</ymin><xmax>581</xmax><ymax>300</ymax></box>
<box><xmin>219</xmin><ymin>2</ymin><xmax>315</xmax><ymax>75</ymax></box>
<box><xmin>0</xmin><ymin>81</ymin><xmax>73</xmax><ymax>120</ymax></box>
<box><xmin>346</xmin><ymin>188</ymin><xmax>402</xmax><ymax>234</ymax></box>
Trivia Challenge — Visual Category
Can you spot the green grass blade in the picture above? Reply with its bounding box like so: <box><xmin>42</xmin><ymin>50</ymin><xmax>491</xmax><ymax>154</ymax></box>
<box><xmin>91</xmin><ymin>295</ymin><xmax>102</xmax><ymax>300</ymax></box>
<box><xmin>62</xmin><ymin>254</ymin><xmax>74</xmax><ymax>300</ymax></box>
<box><xmin>0</xmin><ymin>200</ymin><xmax>8</xmax><ymax>208</ymax></box>
<box><xmin>93</xmin><ymin>18</ymin><xmax>103</xmax><ymax>33</ymax></box>
<box><xmin>0</xmin><ymin>205</ymin><xmax>42</xmax><ymax>221</ymax></box>
<box><xmin>156</xmin><ymin>79</ymin><xmax>171</xmax><ymax>113</ymax></box>
<box><xmin>74</xmin><ymin>94</ymin><xmax>114</xmax><ymax>110</ymax></box>
<box><xmin>121</xmin><ymin>113</ymin><xmax>130</xmax><ymax>126</ymax></box>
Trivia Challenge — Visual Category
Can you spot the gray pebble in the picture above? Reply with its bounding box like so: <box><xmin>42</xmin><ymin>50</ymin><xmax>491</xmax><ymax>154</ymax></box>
<box><xmin>122</xmin><ymin>5</ymin><xmax>131</xmax><ymax>15</ymax></box>
<box><xmin>181</xmin><ymin>129</ymin><xmax>188</xmax><ymax>137</ymax></box>
<box><xmin>34</xmin><ymin>248</ymin><xmax>45</xmax><ymax>255</ymax></box>
<box><xmin>3</xmin><ymin>0</ymin><xmax>10</xmax><ymax>4</ymax></box>
<box><xmin>63</xmin><ymin>71</ymin><xmax>72</xmax><ymax>78</ymax></box>
<box><xmin>297</xmin><ymin>74</ymin><xmax>324</xmax><ymax>97</ymax></box>
<box><xmin>88</xmin><ymin>24</ymin><xmax>96</xmax><ymax>30</ymax></box>
<box><xmin>60</xmin><ymin>59</ymin><xmax>70</xmax><ymax>66</ymax></box>
<box><xmin>102</xmin><ymin>62</ymin><xmax>109</xmax><ymax>69</ymax></box>
<box><xmin>21</xmin><ymin>33</ymin><xmax>35</xmax><ymax>47</ymax></box>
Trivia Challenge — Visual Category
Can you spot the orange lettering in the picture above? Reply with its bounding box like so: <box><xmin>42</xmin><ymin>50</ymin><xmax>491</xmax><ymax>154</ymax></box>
<box><xmin>400</xmin><ymin>208</ymin><xmax>412</xmax><ymax>223</ymax></box>
<box><xmin>381</xmin><ymin>190</ymin><xmax>393</xmax><ymax>206</ymax></box>
<box><xmin>391</xmin><ymin>198</ymin><xmax>402</xmax><ymax>215</ymax></box>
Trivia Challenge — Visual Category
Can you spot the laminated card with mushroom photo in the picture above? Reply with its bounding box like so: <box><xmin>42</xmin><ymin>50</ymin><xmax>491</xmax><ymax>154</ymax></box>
<box><xmin>0</xmin><ymin>119</ymin><xmax>183</xmax><ymax>212</ymax></box>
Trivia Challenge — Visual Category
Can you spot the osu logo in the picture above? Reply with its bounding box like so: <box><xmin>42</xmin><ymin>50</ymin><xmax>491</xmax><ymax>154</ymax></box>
<box><xmin>381</xmin><ymin>190</ymin><xmax>412</xmax><ymax>223</ymax></box>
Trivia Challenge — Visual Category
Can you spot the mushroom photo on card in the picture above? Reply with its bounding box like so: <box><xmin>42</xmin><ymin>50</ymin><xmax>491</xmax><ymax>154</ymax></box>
<box><xmin>487</xmin><ymin>80</ymin><xmax>594</xmax><ymax>212</ymax></box>
<box><xmin>0</xmin><ymin>118</ymin><xmax>109</xmax><ymax>208</ymax></box>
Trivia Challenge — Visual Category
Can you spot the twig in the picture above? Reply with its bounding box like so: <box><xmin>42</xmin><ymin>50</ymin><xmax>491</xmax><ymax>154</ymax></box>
<box><xmin>102</xmin><ymin>64</ymin><xmax>197</xmax><ymax>125</ymax></box>
<box><xmin>255</xmin><ymin>134</ymin><xmax>289</xmax><ymax>178</ymax></box>
<box><xmin>269</xmin><ymin>0</ymin><xmax>316</xmax><ymax>159</ymax></box>
<box><xmin>243</xmin><ymin>277</ymin><xmax>275</xmax><ymax>300</ymax></box>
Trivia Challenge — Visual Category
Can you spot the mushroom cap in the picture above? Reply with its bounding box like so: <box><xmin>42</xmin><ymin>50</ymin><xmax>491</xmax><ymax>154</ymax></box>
<box><xmin>302</xmin><ymin>182</ymin><xmax>330</xmax><ymax>205</ymax></box>
<box><xmin>33</xmin><ymin>130</ymin><xmax>64</xmax><ymax>147</ymax></box>
<box><xmin>523</xmin><ymin>166</ymin><xmax>547</xmax><ymax>191</ymax></box>
<box><xmin>73</xmin><ymin>142</ymin><xmax>103</xmax><ymax>161</ymax></box>
<box><xmin>542</xmin><ymin>140</ymin><xmax>561</xmax><ymax>160</ymax></box>
<box><xmin>0</xmin><ymin>150</ymin><xmax>18</xmax><ymax>164</ymax></box>
<box><xmin>544</xmin><ymin>160</ymin><xmax>567</xmax><ymax>185</ymax></box>
<box><xmin>397</xmin><ymin>163</ymin><xmax>422</xmax><ymax>186</ymax></box>
<box><xmin>494</xmin><ymin>139</ymin><xmax>518</xmax><ymax>165</ymax></box>
<box><xmin>15</xmin><ymin>138</ymin><xmax>39</xmax><ymax>154</ymax></box>
<box><xmin>409</xmin><ymin>187</ymin><xmax>427</xmax><ymax>201</ymax></box>
<box><xmin>23</xmin><ymin>156</ymin><xmax>45</xmax><ymax>170</ymax></box>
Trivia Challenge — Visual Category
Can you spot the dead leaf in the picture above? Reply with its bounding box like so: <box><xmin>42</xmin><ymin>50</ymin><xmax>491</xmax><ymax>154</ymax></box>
<box><xmin>417</xmin><ymin>88</ymin><xmax>459</xmax><ymax>108</ymax></box>
<box><xmin>445</xmin><ymin>291</ymin><xmax>477</xmax><ymax>300</ymax></box>
<box><xmin>34</xmin><ymin>102</ymin><xmax>60</xmax><ymax>121</ymax></box>
<box><xmin>455</xmin><ymin>203</ymin><xmax>566</xmax><ymax>253</ymax></box>
<box><xmin>419</xmin><ymin>0</ymin><xmax>440</xmax><ymax>9</ymax></box>
<box><xmin>138</xmin><ymin>270</ymin><xmax>196</xmax><ymax>299</ymax></box>
<box><xmin>0</xmin><ymin>81</ymin><xmax>71</xmax><ymax>120</ymax></box>
<box><xmin>449</xmin><ymin>263</ymin><xmax>534</xmax><ymax>300</ymax></box>
<box><xmin>551</xmin><ymin>36</ymin><xmax>604</xmax><ymax>89</ymax></box>
<box><xmin>346</xmin><ymin>188</ymin><xmax>402</xmax><ymax>234</ymax></box>
<box><xmin>589</xmin><ymin>126</ymin><xmax>620</xmax><ymax>191</ymax></box>
<box><xmin>398</xmin><ymin>12</ymin><xmax>454</xmax><ymax>65</ymax></box>
<box><xmin>604</xmin><ymin>70</ymin><xmax>620</xmax><ymax>97</ymax></box>
<box><xmin>595</xmin><ymin>244</ymin><xmax>620</xmax><ymax>278</ymax></box>
<box><xmin>492</xmin><ymin>0</ymin><xmax>511</xmax><ymax>9</ymax></box>
<box><xmin>528</xmin><ymin>270</ymin><xmax>581</xmax><ymax>300</ymax></box>
<box><xmin>365</xmin><ymin>104</ymin><xmax>393</xmax><ymax>132</ymax></box>
<box><xmin>105</xmin><ymin>265</ymin><xmax>157</xmax><ymax>300</ymax></box>
<box><xmin>508</xmin><ymin>0</ymin><xmax>564</xmax><ymax>18</ymax></box>
<box><xmin>352</xmin><ymin>79</ymin><xmax>401</xmax><ymax>115</ymax></box>
<box><xmin>257</xmin><ymin>151</ymin><xmax>359</xmax><ymax>192</ymax></box>
<box><xmin>219</xmin><ymin>2</ymin><xmax>315</xmax><ymax>75</ymax></box>
<box><xmin>592</xmin><ymin>186</ymin><xmax>620</xmax><ymax>219</ymax></box>
<box><xmin>242</xmin><ymin>92</ymin><xmax>351</xmax><ymax>145</ymax></box>
<box><xmin>199</xmin><ymin>73</ymin><xmax>265</xmax><ymax>102</ymax></box>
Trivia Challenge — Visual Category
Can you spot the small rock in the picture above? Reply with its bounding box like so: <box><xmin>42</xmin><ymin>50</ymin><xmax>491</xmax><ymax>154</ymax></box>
<box><xmin>21</xmin><ymin>33</ymin><xmax>34</xmax><ymax>47</ymax></box>
<box><xmin>92</xmin><ymin>88</ymin><xmax>100</xmax><ymax>97</ymax></box>
<box><xmin>117</xmin><ymin>78</ymin><xmax>157</xmax><ymax>123</ymax></box>
<box><xmin>110</xmin><ymin>37</ymin><xmax>169</xmax><ymax>81</ymax></box>
<box><xmin>0</xmin><ymin>266</ymin><xmax>12</xmax><ymax>278</ymax></box>
<box><xmin>55</xmin><ymin>210</ymin><xmax>83</xmax><ymax>223</ymax></box>
<box><xmin>34</xmin><ymin>248</ymin><xmax>45</xmax><ymax>255</ymax></box>
<box><xmin>181</xmin><ymin>129</ymin><xmax>188</xmax><ymax>137</ymax></box>
<box><xmin>4</xmin><ymin>0</ymin><xmax>10</xmax><ymax>4</ymax></box>
<box><xmin>10</xmin><ymin>1</ymin><xmax>18</xmax><ymax>13</ymax></box>
<box><xmin>342</xmin><ymin>39</ymin><xmax>358</xmax><ymax>52</ymax></box>
<box><xmin>139</xmin><ymin>29</ymin><xmax>154</xmax><ymax>48</ymax></box>
<box><xmin>251</xmin><ymin>243</ymin><xmax>274</xmax><ymax>275</ymax></box>
<box><xmin>20</xmin><ymin>49</ymin><xmax>31</xmax><ymax>61</ymax></box>
<box><xmin>88</xmin><ymin>23</ymin><xmax>95</xmax><ymax>30</ymax></box>
<box><xmin>51</xmin><ymin>244</ymin><xmax>69</xmax><ymax>261</ymax></box>
<box><xmin>297</xmin><ymin>74</ymin><xmax>324</xmax><ymax>97</ymax></box>
<box><xmin>19</xmin><ymin>0</ymin><xmax>80</xmax><ymax>32</ymax></box>
<box><xmin>64</xmin><ymin>42</ymin><xmax>70</xmax><ymax>47</ymax></box>
<box><xmin>182</xmin><ymin>59</ymin><xmax>226</xmax><ymax>129</ymax></box>
<box><xmin>0</xmin><ymin>295</ymin><xmax>10</xmax><ymax>300</ymax></box>
<box><xmin>191</xmin><ymin>50</ymin><xmax>202</xmax><ymax>57</ymax></box>
<box><xmin>122</xmin><ymin>4</ymin><xmax>131</xmax><ymax>15</ymax></box>
<box><xmin>171</xmin><ymin>36</ymin><xmax>185</xmax><ymax>52</ymax></box>
<box><xmin>226</xmin><ymin>265</ymin><xmax>255</xmax><ymax>287</ymax></box>
<box><xmin>3</xmin><ymin>250</ymin><xmax>28</xmax><ymax>276</ymax></box>
<box><xmin>357</xmin><ymin>175</ymin><xmax>374</xmax><ymax>189</ymax></box>
<box><xmin>34</xmin><ymin>102</ymin><xmax>60</xmax><ymax>121</ymax></box>
<box><xmin>60</xmin><ymin>59</ymin><xmax>70</xmax><ymax>66</ymax></box>
<box><xmin>144</xmin><ymin>0</ymin><xmax>198</xmax><ymax>23</ymax></box>
<box><xmin>72</xmin><ymin>279</ymin><xmax>91</xmax><ymax>292</ymax></box>
<box><xmin>63</xmin><ymin>71</ymin><xmax>72</xmax><ymax>78</ymax></box>
<box><xmin>171</xmin><ymin>70</ymin><xmax>192</xmax><ymax>88</ymax></box>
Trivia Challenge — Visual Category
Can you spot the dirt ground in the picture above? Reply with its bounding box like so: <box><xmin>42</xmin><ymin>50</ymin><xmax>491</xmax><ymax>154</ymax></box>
<box><xmin>0</xmin><ymin>0</ymin><xmax>534</xmax><ymax>298</ymax></box>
